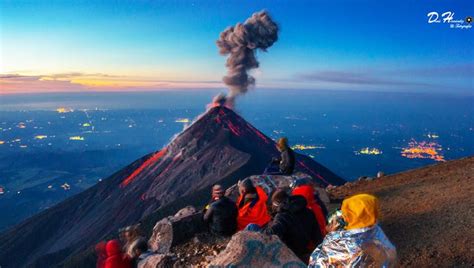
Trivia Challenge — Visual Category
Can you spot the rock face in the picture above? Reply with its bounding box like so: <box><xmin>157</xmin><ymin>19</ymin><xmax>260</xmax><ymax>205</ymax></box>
<box><xmin>0</xmin><ymin>106</ymin><xmax>344</xmax><ymax>267</ymax></box>
<box><xmin>148</xmin><ymin>206</ymin><xmax>204</xmax><ymax>253</ymax></box>
<box><xmin>209</xmin><ymin>231</ymin><xmax>306</xmax><ymax>267</ymax></box>
<box><xmin>138</xmin><ymin>253</ymin><xmax>175</xmax><ymax>268</ymax></box>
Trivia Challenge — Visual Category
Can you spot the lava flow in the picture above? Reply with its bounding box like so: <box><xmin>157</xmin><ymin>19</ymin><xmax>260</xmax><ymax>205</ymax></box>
<box><xmin>120</xmin><ymin>148</ymin><xmax>168</xmax><ymax>187</ymax></box>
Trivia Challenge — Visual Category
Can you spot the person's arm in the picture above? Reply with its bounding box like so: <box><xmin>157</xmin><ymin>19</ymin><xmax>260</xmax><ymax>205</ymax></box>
<box><xmin>203</xmin><ymin>204</ymin><xmax>214</xmax><ymax>223</ymax></box>
<box><xmin>263</xmin><ymin>214</ymin><xmax>287</xmax><ymax>238</ymax></box>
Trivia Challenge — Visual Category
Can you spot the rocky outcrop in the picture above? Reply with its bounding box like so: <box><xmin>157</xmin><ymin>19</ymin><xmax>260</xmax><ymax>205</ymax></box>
<box><xmin>148</xmin><ymin>206</ymin><xmax>204</xmax><ymax>253</ymax></box>
<box><xmin>209</xmin><ymin>231</ymin><xmax>306</xmax><ymax>267</ymax></box>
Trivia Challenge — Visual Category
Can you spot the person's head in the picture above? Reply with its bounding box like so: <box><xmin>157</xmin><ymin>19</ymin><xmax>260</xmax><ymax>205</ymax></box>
<box><xmin>124</xmin><ymin>225</ymin><xmax>140</xmax><ymax>242</ymax></box>
<box><xmin>341</xmin><ymin>194</ymin><xmax>380</xmax><ymax>230</ymax></box>
<box><xmin>271</xmin><ymin>189</ymin><xmax>289</xmax><ymax>211</ymax></box>
<box><xmin>212</xmin><ymin>184</ymin><xmax>224</xmax><ymax>199</ymax></box>
<box><xmin>105</xmin><ymin>239</ymin><xmax>122</xmax><ymax>257</ymax></box>
<box><xmin>132</xmin><ymin>238</ymin><xmax>149</xmax><ymax>258</ymax></box>
<box><xmin>238</xmin><ymin>178</ymin><xmax>257</xmax><ymax>196</ymax></box>
<box><xmin>276</xmin><ymin>137</ymin><xmax>289</xmax><ymax>152</ymax></box>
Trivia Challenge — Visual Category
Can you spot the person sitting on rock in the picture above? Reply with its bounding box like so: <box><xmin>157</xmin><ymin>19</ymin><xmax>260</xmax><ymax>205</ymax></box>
<box><xmin>104</xmin><ymin>239</ymin><xmax>132</xmax><ymax>268</ymax></box>
<box><xmin>291</xmin><ymin>178</ymin><xmax>327</xmax><ymax>237</ymax></box>
<box><xmin>203</xmin><ymin>184</ymin><xmax>238</xmax><ymax>236</ymax></box>
<box><xmin>309</xmin><ymin>194</ymin><xmax>397</xmax><ymax>267</ymax></box>
<box><xmin>123</xmin><ymin>224</ymin><xmax>144</xmax><ymax>259</ymax></box>
<box><xmin>264</xmin><ymin>137</ymin><xmax>295</xmax><ymax>175</ymax></box>
<box><xmin>95</xmin><ymin>241</ymin><xmax>107</xmax><ymax>268</ymax></box>
<box><xmin>263</xmin><ymin>189</ymin><xmax>322</xmax><ymax>263</ymax></box>
<box><xmin>130</xmin><ymin>238</ymin><xmax>152</xmax><ymax>268</ymax></box>
<box><xmin>236</xmin><ymin>178</ymin><xmax>271</xmax><ymax>231</ymax></box>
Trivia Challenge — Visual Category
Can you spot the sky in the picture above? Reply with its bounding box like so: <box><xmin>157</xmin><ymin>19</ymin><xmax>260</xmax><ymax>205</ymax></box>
<box><xmin>0</xmin><ymin>0</ymin><xmax>473</xmax><ymax>94</ymax></box>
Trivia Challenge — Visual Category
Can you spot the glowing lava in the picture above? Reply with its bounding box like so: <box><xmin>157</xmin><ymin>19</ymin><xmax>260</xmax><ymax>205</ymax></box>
<box><xmin>401</xmin><ymin>140</ymin><xmax>445</xmax><ymax>162</ymax></box>
<box><xmin>120</xmin><ymin>148</ymin><xmax>168</xmax><ymax>187</ymax></box>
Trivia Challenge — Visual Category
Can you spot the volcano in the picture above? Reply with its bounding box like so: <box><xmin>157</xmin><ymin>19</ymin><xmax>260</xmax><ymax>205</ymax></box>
<box><xmin>0</xmin><ymin>106</ymin><xmax>344</xmax><ymax>267</ymax></box>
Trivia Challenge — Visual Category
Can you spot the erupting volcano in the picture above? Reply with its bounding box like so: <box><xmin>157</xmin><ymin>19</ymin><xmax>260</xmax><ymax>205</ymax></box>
<box><xmin>0</xmin><ymin>104</ymin><xmax>344</xmax><ymax>267</ymax></box>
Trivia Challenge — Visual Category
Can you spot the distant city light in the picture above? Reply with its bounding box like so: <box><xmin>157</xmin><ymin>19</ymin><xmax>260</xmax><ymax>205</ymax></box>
<box><xmin>17</xmin><ymin>123</ymin><xmax>26</xmax><ymax>129</ymax></box>
<box><xmin>61</xmin><ymin>183</ymin><xmax>71</xmax><ymax>190</ymax></box>
<box><xmin>69</xmin><ymin>136</ymin><xmax>85</xmax><ymax>141</ymax></box>
<box><xmin>291</xmin><ymin>144</ymin><xmax>326</xmax><ymax>150</ymax></box>
<box><xmin>56</xmin><ymin>107</ymin><xmax>73</xmax><ymax>113</ymax></box>
<box><xmin>401</xmin><ymin>140</ymin><xmax>445</xmax><ymax>162</ymax></box>
<box><xmin>356</xmin><ymin>147</ymin><xmax>382</xmax><ymax>155</ymax></box>
<box><xmin>427</xmin><ymin>133</ymin><xmax>439</xmax><ymax>139</ymax></box>
<box><xmin>175</xmin><ymin>118</ymin><xmax>190</xmax><ymax>123</ymax></box>
<box><xmin>0</xmin><ymin>141</ymin><xmax>4</xmax><ymax>145</ymax></box>
<box><xmin>34</xmin><ymin>135</ymin><xmax>48</xmax><ymax>140</ymax></box>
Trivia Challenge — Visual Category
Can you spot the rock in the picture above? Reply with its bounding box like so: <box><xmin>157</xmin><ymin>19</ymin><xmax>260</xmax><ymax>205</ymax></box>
<box><xmin>138</xmin><ymin>253</ymin><xmax>175</xmax><ymax>268</ymax></box>
<box><xmin>377</xmin><ymin>171</ymin><xmax>385</xmax><ymax>178</ymax></box>
<box><xmin>209</xmin><ymin>231</ymin><xmax>306</xmax><ymax>267</ymax></box>
<box><xmin>148</xmin><ymin>206</ymin><xmax>205</xmax><ymax>253</ymax></box>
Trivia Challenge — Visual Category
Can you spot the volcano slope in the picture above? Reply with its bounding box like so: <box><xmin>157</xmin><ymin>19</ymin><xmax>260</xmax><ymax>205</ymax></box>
<box><xmin>329</xmin><ymin>156</ymin><xmax>474</xmax><ymax>267</ymax></box>
<box><xmin>0</xmin><ymin>106</ymin><xmax>344</xmax><ymax>267</ymax></box>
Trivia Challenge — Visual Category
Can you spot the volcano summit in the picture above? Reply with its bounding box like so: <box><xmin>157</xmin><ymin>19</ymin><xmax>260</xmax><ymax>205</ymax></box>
<box><xmin>0</xmin><ymin>106</ymin><xmax>344</xmax><ymax>267</ymax></box>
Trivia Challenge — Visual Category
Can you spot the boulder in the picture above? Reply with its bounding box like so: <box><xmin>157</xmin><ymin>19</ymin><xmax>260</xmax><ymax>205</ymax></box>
<box><xmin>137</xmin><ymin>253</ymin><xmax>175</xmax><ymax>268</ymax></box>
<box><xmin>209</xmin><ymin>231</ymin><xmax>306</xmax><ymax>267</ymax></box>
<box><xmin>148</xmin><ymin>206</ymin><xmax>205</xmax><ymax>253</ymax></box>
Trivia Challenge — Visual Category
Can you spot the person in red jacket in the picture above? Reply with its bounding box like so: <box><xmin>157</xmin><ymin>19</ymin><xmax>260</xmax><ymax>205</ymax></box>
<box><xmin>95</xmin><ymin>241</ymin><xmax>107</xmax><ymax>268</ymax></box>
<box><xmin>236</xmin><ymin>178</ymin><xmax>271</xmax><ymax>231</ymax></box>
<box><xmin>291</xmin><ymin>181</ymin><xmax>327</xmax><ymax>237</ymax></box>
<box><xmin>104</xmin><ymin>239</ymin><xmax>132</xmax><ymax>268</ymax></box>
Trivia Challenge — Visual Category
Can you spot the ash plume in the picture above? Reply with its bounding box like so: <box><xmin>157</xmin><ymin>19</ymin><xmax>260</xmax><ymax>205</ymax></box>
<box><xmin>216</xmin><ymin>10</ymin><xmax>279</xmax><ymax>105</ymax></box>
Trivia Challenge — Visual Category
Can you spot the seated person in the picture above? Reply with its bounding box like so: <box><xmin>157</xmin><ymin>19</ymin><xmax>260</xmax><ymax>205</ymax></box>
<box><xmin>309</xmin><ymin>194</ymin><xmax>397</xmax><ymax>267</ymax></box>
<box><xmin>203</xmin><ymin>184</ymin><xmax>238</xmax><ymax>236</ymax></box>
<box><xmin>236</xmin><ymin>179</ymin><xmax>271</xmax><ymax>231</ymax></box>
<box><xmin>263</xmin><ymin>189</ymin><xmax>322</xmax><ymax>263</ymax></box>
<box><xmin>291</xmin><ymin>179</ymin><xmax>328</xmax><ymax>237</ymax></box>
<box><xmin>264</xmin><ymin>137</ymin><xmax>295</xmax><ymax>175</ymax></box>
<box><xmin>131</xmin><ymin>238</ymin><xmax>152</xmax><ymax>268</ymax></box>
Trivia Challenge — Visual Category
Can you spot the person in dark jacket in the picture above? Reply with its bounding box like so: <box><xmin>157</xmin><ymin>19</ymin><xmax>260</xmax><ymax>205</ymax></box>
<box><xmin>203</xmin><ymin>184</ymin><xmax>238</xmax><ymax>236</ymax></box>
<box><xmin>264</xmin><ymin>137</ymin><xmax>296</xmax><ymax>175</ymax></box>
<box><xmin>263</xmin><ymin>189</ymin><xmax>322</xmax><ymax>263</ymax></box>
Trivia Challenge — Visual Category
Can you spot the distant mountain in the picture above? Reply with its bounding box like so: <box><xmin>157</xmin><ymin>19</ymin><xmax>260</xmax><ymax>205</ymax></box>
<box><xmin>0</xmin><ymin>105</ymin><xmax>344</xmax><ymax>267</ymax></box>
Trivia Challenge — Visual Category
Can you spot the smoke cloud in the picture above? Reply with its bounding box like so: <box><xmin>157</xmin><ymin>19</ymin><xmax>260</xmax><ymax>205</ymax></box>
<box><xmin>216</xmin><ymin>10</ymin><xmax>279</xmax><ymax>105</ymax></box>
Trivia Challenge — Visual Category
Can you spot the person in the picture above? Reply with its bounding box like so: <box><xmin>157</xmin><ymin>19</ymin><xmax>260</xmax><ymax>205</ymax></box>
<box><xmin>95</xmin><ymin>241</ymin><xmax>107</xmax><ymax>268</ymax></box>
<box><xmin>263</xmin><ymin>189</ymin><xmax>322</xmax><ymax>263</ymax></box>
<box><xmin>130</xmin><ymin>238</ymin><xmax>152</xmax><ymax>268</ymax></box>
<box><xmin>123</xmin><ymin>224</ymin><xmax>144</xmax><ymax>259</ymax></box>
<box><xmin>104</xmin><ymin>239</ymin><xmax>132</xmax><ymax>268</ymax></box>
<box><xmin>264</xmin><ymin>137</ymin><xmax>295</xmax><ymax>175</ymax></box>
<box><xmin>291</xmin><ymin>179</ymin><xmax>327</xmax><ymax>237</ymax></box>
<box><xmin>203</xmin><ymin>184</ymin><xmax>238</xmax><ymax>236</ymax></box>
<box><xmin>309</xmin><ymin>194</ymin><xmax>397</xmax><ymax>267</ymax></box>
<box><xmin>236</xmin><ymin>178</ymin><xmax>271</xmax><ymax>231</ymax></box>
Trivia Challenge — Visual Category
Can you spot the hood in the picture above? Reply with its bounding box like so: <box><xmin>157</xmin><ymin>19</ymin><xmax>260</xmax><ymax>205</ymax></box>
<box><xmin>291</xmin><ymin>185</ymin><xmax>315</xmax><ymax>205</ymax></box>
<box><xmin>105</xmin><ymin>240</ymin><xmax>123</xmax><ymax>257</ymax></box>
<box><xmin>342</xmin><ymin>194</ymin><xmax>380</xmax><ymax>230</ymax></box>
<box><xmin>281</xmin><ymin>195</ymin><xmax>307</xmax><ymax>213</ymax></box>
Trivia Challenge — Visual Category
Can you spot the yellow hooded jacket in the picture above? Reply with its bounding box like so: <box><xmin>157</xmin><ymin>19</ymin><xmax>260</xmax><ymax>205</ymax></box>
<box><xmin>342</xmin><ymin>194</ymin><xmax>380</xmax><ymax>230</ymax></box>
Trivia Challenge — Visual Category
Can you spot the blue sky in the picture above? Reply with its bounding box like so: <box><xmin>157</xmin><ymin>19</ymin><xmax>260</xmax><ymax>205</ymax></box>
<box><xmin>1</xmin><ymin>0</ymin><xmax>473</xmax><ymax>94</ymax></box>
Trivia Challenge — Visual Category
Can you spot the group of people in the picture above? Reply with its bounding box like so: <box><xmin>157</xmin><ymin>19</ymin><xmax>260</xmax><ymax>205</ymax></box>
<box><xmin>96</xmin><ymin>224</ymin><xmax>152</xmax><ymax>268</ymax></box>
<box><xmin>96</xmin><ymin>137</ymin><xmax>396</xmax><ymax>267</ymax></box>
<box><xmin>202</xmin><ymin>137</ymin><xmax>396</xmax><ymax>266</ymax></box>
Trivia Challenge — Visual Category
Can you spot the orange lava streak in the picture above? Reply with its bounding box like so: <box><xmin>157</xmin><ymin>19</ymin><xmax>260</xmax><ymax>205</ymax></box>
<box><xmin>226</xmin><ymin>120</ymin><xmax>242</xmax><ymax>136</ymax></box>
<box><xmin>120</xmin><ymin>148</ymin><xmax>168</xmax><ymax>187</ymax></box>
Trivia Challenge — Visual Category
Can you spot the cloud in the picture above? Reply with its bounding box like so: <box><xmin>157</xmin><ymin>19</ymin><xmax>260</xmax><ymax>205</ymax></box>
<box><xmin>0</xmin><ymin>72</ymin><xmax>223</xmax><ymax>94</ymax></box>
<box><xmin>295</xmin><ymin>70</ymin><xmax>430</xmax><ymax>87</ymax></box>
